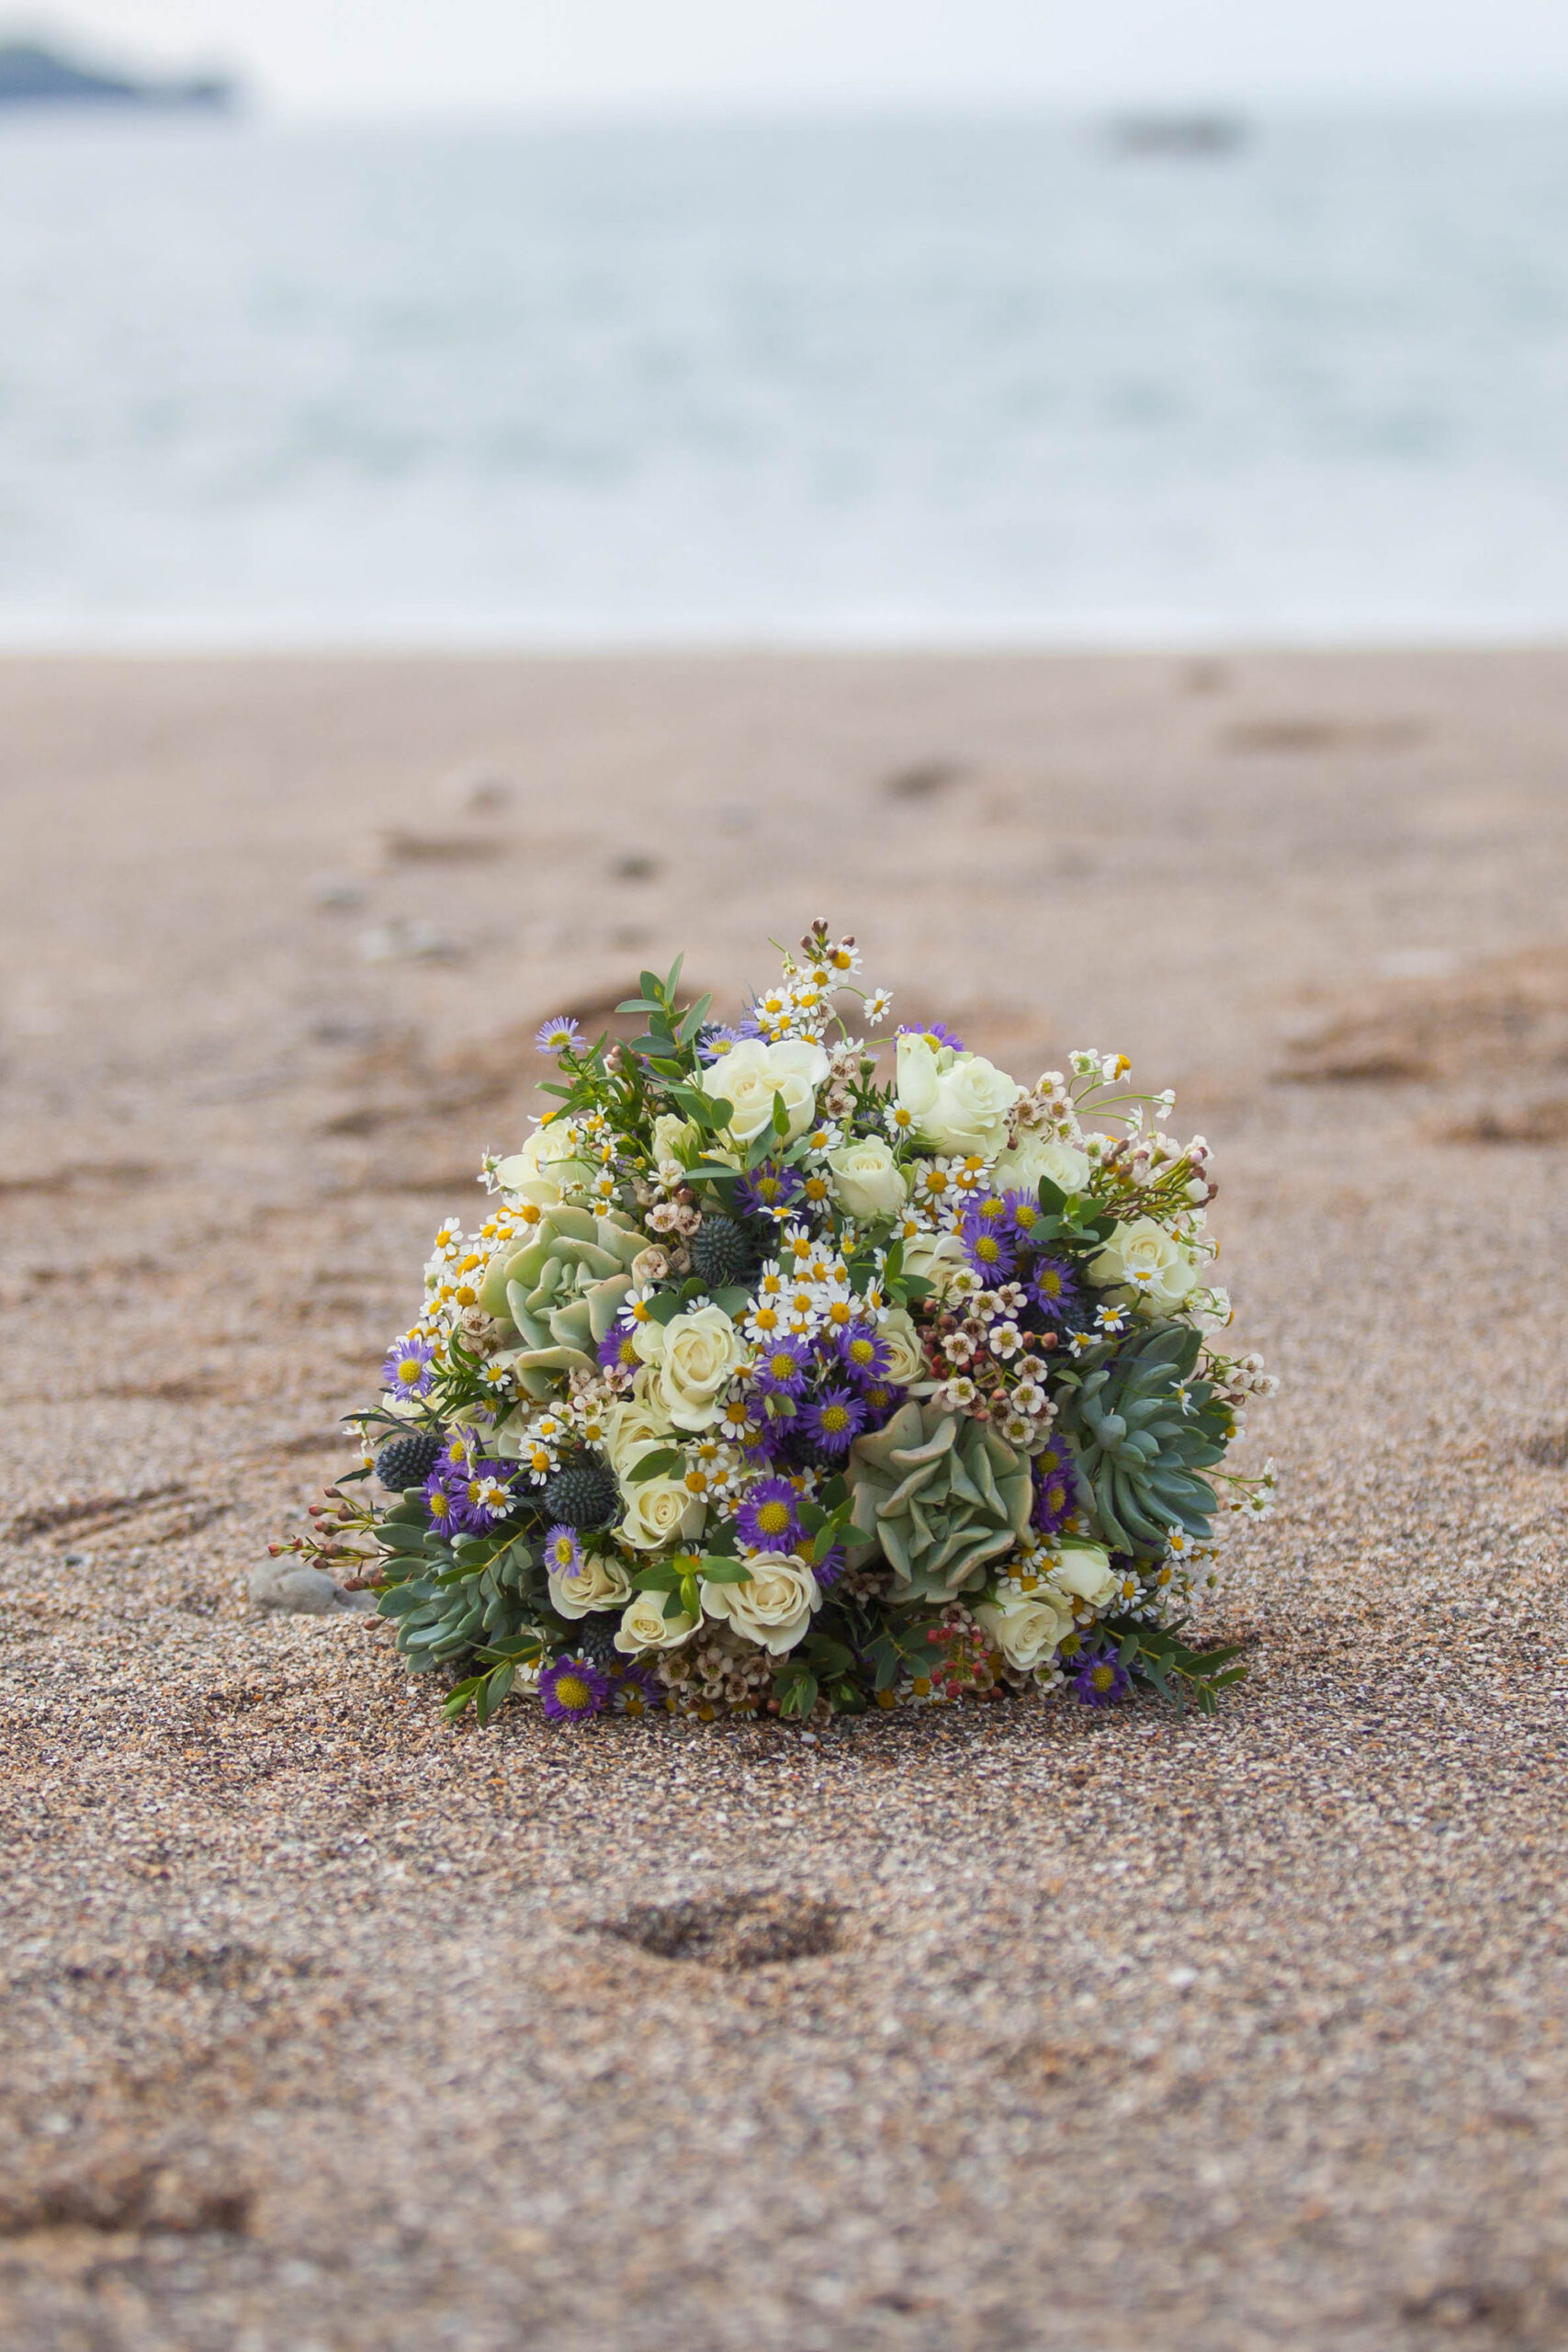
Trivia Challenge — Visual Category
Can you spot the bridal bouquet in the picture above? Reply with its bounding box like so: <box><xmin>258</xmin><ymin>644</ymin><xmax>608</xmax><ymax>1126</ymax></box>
<box><xmin>278</xmin><ymin>922</ymin><xmax>1275</xmax><ymax>1725</ymax></box>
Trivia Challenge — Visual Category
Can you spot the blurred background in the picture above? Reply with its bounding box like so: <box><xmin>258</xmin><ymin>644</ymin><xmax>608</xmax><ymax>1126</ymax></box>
<box><xmin>4</xmin><ymin>0</ymin><xmax>1568</xmax><ymax>645</ymax></box>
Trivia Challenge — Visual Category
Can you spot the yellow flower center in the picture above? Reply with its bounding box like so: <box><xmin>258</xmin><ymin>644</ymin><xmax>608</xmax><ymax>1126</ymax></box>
<box><xmin>554</xmin><ymin>1673</ymin><xmax>592</xmax><ymax>1710</ymax></box>
<box><xmin>755</xmin><ymin>1499</ymin><xmax>792</xmax><ymax>1534</ymax></box>
<box><xmin>820</xmin><ymin>1405</ymin><xmax>850</xmax><ymax>1433</ymax></box>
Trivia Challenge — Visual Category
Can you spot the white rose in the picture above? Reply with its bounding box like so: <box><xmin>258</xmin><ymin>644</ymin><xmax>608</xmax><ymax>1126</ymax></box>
<box><xmin>901</xmin><ymin>1227</ymin><xmax>969</xmax><ymax>1300</ymax></box>
<box><xmin>991</xmin><ymin>1132</ymin><xmax>1092</xmax><ymax>1199</ymax></box>
<box><xmin>1088</xmin><ymin>1216</ymin><xmax>1200</xmax><ymax>1318</ymax></box>
<box><xmin>637</xmin><ymin>1303</ymin><xmax>748</xmax><ymax>1431</ymax></box>
<box><xmin>547</xmin><ymin>1553</ymin><xmax>635</xmax><ymax>1619</ymax></box>
<box><xmin>894</xmin><ymin>1031</ymin><xmax>944</xmax><ymax>1120</ymax></box>
<box><xmin>701</xmin><ymin>1552</ymin><xmax>820</xmax><ymax>1654</ymax></box>
<box><xmin>492</xmin><ymin>1121</ymin><xmax>592</xmax><ymax>1206</ymax></box>
<box><xmin>599</xmin><ymin>1392</ymin><xmax>676</xmax><ymax>1476</ymax></box>
<box><xmin>976</xmin><ymin>1592</ymin><xmax>1074</xmax><ymax>1671</ymax></box>
<box><xmin>1045</xmin><ymin>1540</ymin><xmax>1116</xmax><ymax>1611</ymax></box>
<box><xmin>827</xmin><ymin>1135</ymin><xmax>908</xmax><ymax>1223</ymax></box>
<box><xmin>877</xmin><ymin>1306</ymin><xmax>928</xmax><ymax>1385</ymax></box>
<box><xmin>617</xmin><ymin>1474</ymin><xmax>705</xmax><ymax>1551</ymax></box>
<box><xmin>700</xmin><ymin>1036</ymin><xmax>828</xmax><ymax>1145</ymax></box>
<box><xmin>614</xmin><ymin>1589</ymin><xmax>696</xmax><ymax>1654</ymax></box>
<box><xmin>650</xmin><ymin>1112</ymin><xmax>696</xmax><ymax>1179</ymax></box>
<box><xmin>924</xmin><ymin>1055</ymin><xmax>1024</xmax><ymax>1157</ymax></box>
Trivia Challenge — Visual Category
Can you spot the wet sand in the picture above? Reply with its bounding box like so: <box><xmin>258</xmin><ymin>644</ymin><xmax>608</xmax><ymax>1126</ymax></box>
<box><xmin>2</xmin><ymin>648</ymin><xmax>1567</xmax><ymax>2350</ymax></box>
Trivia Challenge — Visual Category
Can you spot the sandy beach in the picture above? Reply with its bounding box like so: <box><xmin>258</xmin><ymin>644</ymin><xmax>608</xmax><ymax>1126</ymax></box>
<box><xmin>3</xmin><ymin>645</ymin><xmax>1567</xmax><ymax>2351</ymax></box>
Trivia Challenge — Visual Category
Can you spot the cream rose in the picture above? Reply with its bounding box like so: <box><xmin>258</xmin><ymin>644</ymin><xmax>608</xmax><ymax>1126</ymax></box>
<box><xmin>900</xmin><ymin>1227</ymin><xmax>969</xmax><ymax>1300</ymax></box>
<box><xmin>975</xmin><ymin>1592</ymin><xmax>1074</xmax><ymax>1672</ymax></box>
<box><xmin>701</xmin><ymin>1552</ymin><xmax>820</xmax><ymax>1654</ymax></box>
<box><xmin>650</xmin><ymin>1112</ymin><xmax>696</xmax><ymax>1179</ymax></box>
<box><xmin>614</xmin><ymin>1590</ymin><xmax>696</xmax><ymax>1654</ymax></box>
<box><xmin>827</xmin><ymin>1135</ymin><xmax>908</xmax><ymax>1223</ymax></box>
<box><xmin>617</xmin><ymin>1473</ymin><xmax>706</xmax><ymax>1551</ymax></box>
<box><xmin>637</xmin><ymin>1302</ymin><xmax>748</xmax><ymax>1431</ymax></box>
<box><xmin>894</xmin><ymin>1030</ymin><xmax>945</xmax><ymax>1120</ymax></box>
<box><xmin>547</xmin><ymin>1553</ymin><xmax>635</xmax><ymax>1619</ymax></box>
<box><xmin>491</xmin><ymin>1121</ymin><xmax>592</xmax><ymax>1206</ymax></box>
<box><xmin>991</xmin><ymin>1131</ymin><xmax>1092</xmax><ymax>1199</ymax></box>
<box><xmin>876</xmin><ymin>1306</ymin><xmax>928</xmax><ymax>1385</ymax></box>
<box><xmin>1045</xmin><ymin>1540</ymin><xmax>1116</xmax><ymax>1611</ymax></box>
<box><xmin>925</xmin><ymin>1054</ymin><xmax>1024</xmax><ymax>1158</ymax></box>
<box><xmin>700</xmin><ymin>1035</ymin><xmax>829</xmax><ymax>1145</ymax></box>
<box><xmin>1088</xmin><ymin>1216</ymin><xmax>1200</xmax><ymax>1318</ymax></box>
<box><xmin>599</xmin><ymin>1392</ymin><xmax>676</xmax><ymax>1476</ymax></box>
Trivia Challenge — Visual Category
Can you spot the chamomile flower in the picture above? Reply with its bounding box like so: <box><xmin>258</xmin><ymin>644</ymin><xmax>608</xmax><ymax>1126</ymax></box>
<box><xmin>864</xmin><ymin>987</ymin><xmax>893</xmax><ymax>1025</ymax></box>
<box><xmin>617</xmin><ymin>1285</ymin><xmax>660</xmax><ymax>1330</ymax></box>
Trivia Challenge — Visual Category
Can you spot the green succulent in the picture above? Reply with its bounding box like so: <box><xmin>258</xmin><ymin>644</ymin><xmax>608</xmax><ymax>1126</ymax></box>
<box><xmin>846</xmin><ymin>1401</ymin><xmax>1033</xmax><ymax>1601</ymax></box>
<box><xmin>1055</xmin><ymin>1322</ymin><xmax>1227</xmax><ymax>1555</ymax></box>
<box><xmin>376</xmin><ymin>1532</ymin><xmax>539</xmax><ymax>1673</ymax></box>
<box><xmin>478</xmin><ymin>1205</ymin><xmax>645</xmax><ymax>1398</ymax></box>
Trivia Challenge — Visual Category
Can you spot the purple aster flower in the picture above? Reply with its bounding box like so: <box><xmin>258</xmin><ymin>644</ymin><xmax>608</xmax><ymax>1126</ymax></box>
<box><xmin>423</xmin><ymin>1476</ymin><xmax>458</xmax><ymax>1533</ymax></box>
<box><xmin>1027</xmin><ymin>1254</ymin><xmax>1079</xmax><ymax>1323</ymax></box>
<box><xmin>435</xmin><ymin>1430</ymin><xmax>482</xmax><ymax>1479</ymax></box>
<box><xmin>960</xmin><ymin>1204</ymin><xmax>1017</xmax><ymax>1283</ymax></box>
<box><xmin>1001</xmin><ymin>1187</ymin><xmax>1047</xmax><ymax>1244</ymax></box>
<box><xmin>542</xmin><ymin>1522</ymin><xmax>583</xmax><ymax>1577</ymax></box>
<box><xmin>382</xmin><ymin>1338</ymin><xmax>434</xmax><ymax>1400</ymax></box>
<box><xmin>735</xmin><ymin>1160</ymin><xmax>803</xmax><ymax>1221</ymax></box>
<box><xmin>836</xmin><ymin>1325</ymin><xmax>893</xmax><ymax>1387</ymax></box>
<box><xmin>696</xmin><ymin>1023</ymin><xmax>746</xmax><ymax>1067</ymax></box>
<box><xmin>813</xmin><ymin>1544</ymin><xmax>847</xmax><ymax>1589</ymax></box>
<box><xmin>598</xmin><ymin>1325</ymin><xmax>643</xmax><ymax>1376</ymax></box>
<box><xmin>449</xmin><ymin>1459</ymin><xmax>517</xmax><ymax>1533</ymax></box>
<box><xmin>803</xmin><ymin>1385</ymin><xmax>866</xmax><ymax>1456</ymax></box>
<box><xmin>897</xmin><ymin>1020</ymin><xmax>966</xmax><ymax>1052</ymax></box>
<box><xmin>1073</xmin><ymin>1648</ymin><xmax>1132</xmax><ymax>1709</ymax></box>
<box><xmin>539</xmin><ymin>1654</ymin><xmax>611</xmax><ymax>1724</ymax></box>
<box><xmin>858</xmin><ymin>1378</ymin><xmax>906</xmax><ymax>1426</ymax></box>
<box><xmin>534</xmin><ymin>1015</ymin><xmax>582</xmax><ymax>1057</ymax></box>
<box><xmin>1032</xmin><ymin>1438</ymin><xmax>1080</xmax><ymax>1536</ymax></box>
<box><xmin>735</xmin><ymin>1476</ymin><xmax>804</xmax><ymax>1552</ymax></box>
<box><xmin>751</xmin><ymin>1336</ymin><xmax>811</xmax><ymax>1397</ymax></box>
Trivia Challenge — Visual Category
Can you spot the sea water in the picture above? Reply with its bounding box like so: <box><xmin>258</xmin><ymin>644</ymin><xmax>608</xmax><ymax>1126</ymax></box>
<box><xmin>2</xmin><ymin>108</ymin><xmax>1567</xmax><ymax>645</ymax></box>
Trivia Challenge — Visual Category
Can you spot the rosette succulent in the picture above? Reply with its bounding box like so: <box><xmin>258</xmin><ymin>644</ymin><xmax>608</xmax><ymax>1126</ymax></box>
<box><xmin>479</xmin><ymin>1205</ymin><xmax>645</xmax><ymax>1398</ymax></box>
<box><xmin>846</xmin><ymin>1400</ymin><xmax>1033</xmax><ymax>1600</ymax></box>
<box><xmin>1055</xmin><ymin>1323</ymin><xmax>1227</xmax><ymax>1555</ymax></box>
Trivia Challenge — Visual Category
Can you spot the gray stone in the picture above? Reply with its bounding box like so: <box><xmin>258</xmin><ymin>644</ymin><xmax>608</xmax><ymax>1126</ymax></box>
<box><xmin>247</xmin><ymin>1559</ymin><xmax>375</xmax><ymax>1616</ymax></box>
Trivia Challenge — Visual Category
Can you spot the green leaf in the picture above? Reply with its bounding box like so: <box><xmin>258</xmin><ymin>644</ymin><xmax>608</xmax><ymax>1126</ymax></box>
<box><xmin>771</xmin><ymin>1087</ymin><xmax>791</xmax><ymax>1137</ymax></box>
<box><xmin>697</xmin><ymin>1558</ymin><xmax>753</xmax><ymax>1585</ymax></box>
<box><xmin>626</xmin><ymin>1446</ymin><xmax>682</xmax><ymax>1483</ymax></box>
<box><xmin>486</xmin><ymin>1662</ymin><xmax>516</xmax><ymax>1709</ymax></box>
<box><xmin>777</xmin><ymin>1670</ymin><xmax>819</xmax><ymax>1720</ymax></box>
<box><xmin>643</xmin><ymin>1292</ymin><xmax>682</xmax><ymax>1326</ymax></box>
<box><xmin>676</xmin><ymin>993</ymin><xmax>713</xmax><ymax>1046</ymax></box>
<box><xmin>665</xmin><ymin>950</ymin><xmax>685</xmax><ymax>997</ymax></box>
<box><xmin>638</xmin><ymin>969</ymin><xmax>663</xmax><ymax>1003</ymax></box>
<box><xmin>634</xmin><ymin>1563</ymin><xmax>685</xmax><ymax>1590</ymax></box>
<box><xmin>442</xmin><ymin>1676</ymin><xmax>482</xmax><ymax>1722</ymax></box>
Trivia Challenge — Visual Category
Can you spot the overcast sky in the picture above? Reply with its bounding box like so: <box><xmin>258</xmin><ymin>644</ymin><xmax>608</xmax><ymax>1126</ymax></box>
<box><xmin>24</xmin><ymin>1</ymin><xmax>1568</xmax><ymax>115</ymax></box>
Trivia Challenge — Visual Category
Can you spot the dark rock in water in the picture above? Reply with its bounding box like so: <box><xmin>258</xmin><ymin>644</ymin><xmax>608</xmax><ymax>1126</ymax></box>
<box><xmin>1105</xmin><ymin>114</ymin><xmax>1247</xmax><ymax>160</ymax></box>
<box><xmin>0</xmin><ymin>40</ymin><xmax>236</xmax><ymax>110</ymax></box>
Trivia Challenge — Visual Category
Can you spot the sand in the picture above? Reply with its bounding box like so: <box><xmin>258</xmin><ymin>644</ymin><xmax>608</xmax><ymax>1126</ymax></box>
<box><xmin>2</xmin><ymin>647</ymin><xmax>1566</xmax><ymax>2351</ymax></box>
